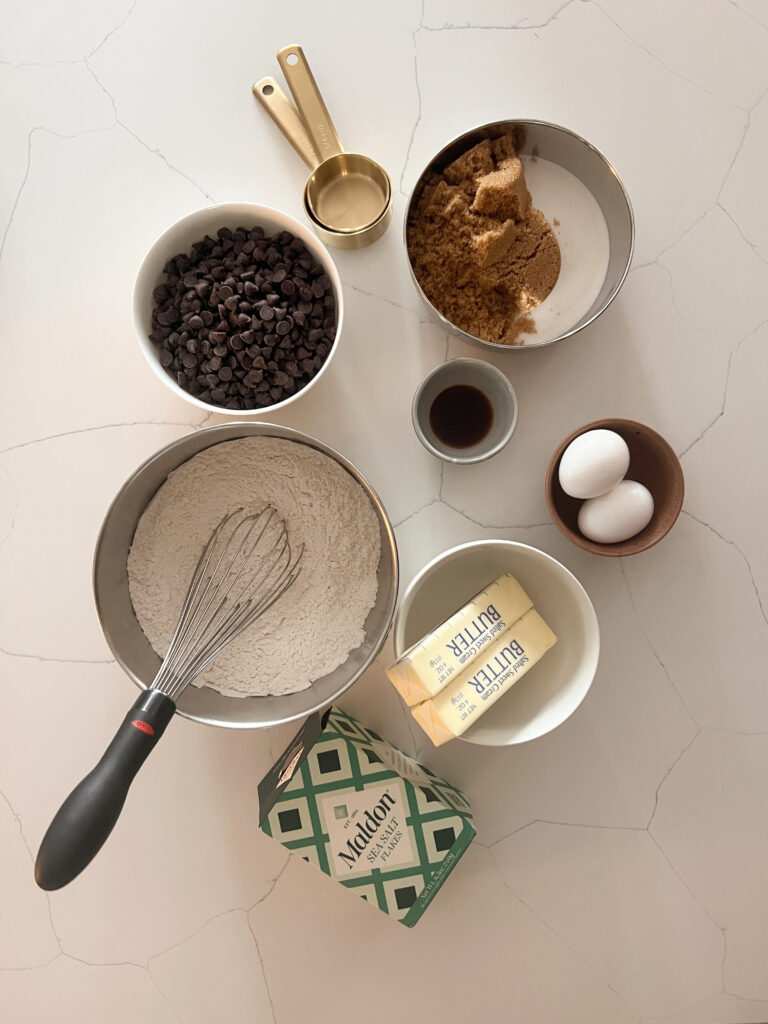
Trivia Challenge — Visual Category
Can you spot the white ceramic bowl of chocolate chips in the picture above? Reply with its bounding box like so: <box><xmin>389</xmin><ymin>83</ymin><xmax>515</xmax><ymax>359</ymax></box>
<box><xmin>133</xmin><ymin>203</ymin><xmax>343</xmax><ymax>415</ymax></box>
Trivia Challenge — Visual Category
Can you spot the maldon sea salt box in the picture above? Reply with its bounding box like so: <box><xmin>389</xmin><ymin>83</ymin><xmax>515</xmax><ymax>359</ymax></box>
<box><xmin>259</xmin><ymin>707</ymin><xmax>475</xmax><ymax>926</ymax></box>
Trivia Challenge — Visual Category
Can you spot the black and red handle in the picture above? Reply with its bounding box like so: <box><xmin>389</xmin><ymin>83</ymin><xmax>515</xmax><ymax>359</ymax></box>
<box><xmin>34</xmin><ymin>690</ymin><xmax>176</xmax><ymax>891</ymax></box>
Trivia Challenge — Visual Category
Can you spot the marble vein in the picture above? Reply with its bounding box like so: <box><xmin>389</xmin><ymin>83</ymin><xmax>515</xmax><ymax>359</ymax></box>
<box><xmin>682</xmin><ymin>510</ymin><xmax>768</xmax><ymax>629</ymax></box>
<box><xmin>649</xmin><ymin>828</ymin><xmax>729</xmax><ymax>993</ymax></box>
<box><xmin>0</xmin><ymin>789</ymin><xmax>64</xmax><ymax>960</ymax></box>
<box><xmin>0</xmin><ymin>647</ymin><xmax>115</xmax><ymax>665</ymax></box>
<box><xmin>145</xmin><ymin>908</ymin><xmax>244</xmax><ymax>970</ymax></box>
<box><xmin>84</xmin><ymin>63</ymin><xmax>216</xmax><ymax>203</ymax></box>
<box><xmin>718</xmin><ymin>201</ymin><xmax>768</xmax><ymax>268</ymax></box>
<box><xmin>244</xmin><ymin>920</ymin><xmax>275</xmax><ymax>1024</ymax></box>
<box><xmin>244</xmin><ymin>859</ymin><xmax>292</xmax><ymax>1024</ymax></box>
<box><xmin>490</xmin><ymin>818</ymin><xmax>646</xmax><ymax>849</ymax></box>
<box><xmin>398</xmin><ymin>0</ymin><xmax>425</xmax><ymax>196</ymax></box>
<box><xmin>0</xmin><ymin>419</ymin><xmax>209</xmax><ymax>459</ymax></box>
<box><xmin>246</xmin><ymin>854</ymin><xmax>291</xmax><ymax>913</ymax></box>
<box><xmin>676</xmin><ymin>348</ymin><xmax>734</xmax><ymax>459</ymax></box>
<box><xmin>0</xmin><ymin>464</ymin><xmax>19</xmax><ymax>551</ymax></box>
<box><xmin>717</xmin><ymin>110</ymin><xmax>752</xmax><ymax>200</ymax></box>
<box><xmin>619</xmin><ymin>560</ymin><xmax>699</xmax><ymax>727</ymax></box>
<box><xmin>440</xmin><ymin>493</ymin><xmax>550</xmax><ymax>530</ymax></box>
<box><xmin>728</xmin><ymin>0</ymin><xmax>768</xmax><ymax>32</ymax></box>
<box><xmin>392</xmin><ymin>496</ymin><xmax>441</xmax><ymax>529</ymax></box>
<box><xmin>589</xmin><ymin>1</ymin><xmax>751</xmax><ymax>112</ymax></box>
<box><xmin>645</xmin><ymin>732</ymin><xmax>701</xmax><ymax>831</ymax></box>
<box><xmin>140</xmin><ymin>855</ymin><xmax>290</xmax><ymax>999</ymax></box>
<box><xmin>488</xmin><ymin>845</ymin><xmax>639</xmax><ymax>1016</ymax></box>
<box><xmin>0</xmin><ymin>0</ymin><xmax>139</xmax><ymax>67</ymax></box>
<box><xmin>342</xmin><ymin>281</ymin><xmax>416</xmax><ymax>315</ymax></box>
<box><xmin>492</xmin><ymin>817</ymin><xmax>735</xmax><ymax>1013</ymax></box>
<box><xmin>147</xmin><ymin>971</ymin><xmax>185</xmax><ymax>1024</ymax></box>
<box><xmin>1</xmin><ymin>125</ymin><xmax>113</xmax><ymax>264</ymax></box>
<box><xmin>421</xmin><ymin>0</ymin><xmax>580</xmax><ymax>33</ymax></box>
<box><xmin>85</xmin><ymin>0</ymin><xmax>140</xmax><ymax>62</ymax></box>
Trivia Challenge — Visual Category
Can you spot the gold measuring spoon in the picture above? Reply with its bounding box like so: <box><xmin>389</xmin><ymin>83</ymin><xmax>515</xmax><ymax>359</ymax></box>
<box><xmin>253</xmin><ymin>45</ymin><xmax>392</xmax><ymax>250</ymax></box>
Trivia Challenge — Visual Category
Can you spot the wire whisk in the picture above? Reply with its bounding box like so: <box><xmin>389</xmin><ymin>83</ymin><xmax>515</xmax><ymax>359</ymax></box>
<box><xmin>155</xmin><ymin>506</ymin><xmax>303</xmax><ymax>701</ymax></box>
<box><xmin>35</xmin><ymin>505</ymin><xmax>301</xmax><ymax>891</ymax></box>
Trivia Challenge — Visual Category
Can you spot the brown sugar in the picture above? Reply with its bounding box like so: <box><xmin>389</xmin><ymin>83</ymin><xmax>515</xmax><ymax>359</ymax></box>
<box><xmin>471</xmin><ymin>159</ymin><xmax>532</xmax><ymax>222</ymax></box>
<box><xmin>407</xmin><ymin>137</ymin><xmax>561</xmax><ymax>345</ymax></box>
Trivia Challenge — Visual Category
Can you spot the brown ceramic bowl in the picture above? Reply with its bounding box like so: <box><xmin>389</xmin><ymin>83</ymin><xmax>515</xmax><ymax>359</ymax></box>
<box><xmin>545</xmin><ymin>418</ymin><xmax>684</xmax><ymax>556</ymax></box>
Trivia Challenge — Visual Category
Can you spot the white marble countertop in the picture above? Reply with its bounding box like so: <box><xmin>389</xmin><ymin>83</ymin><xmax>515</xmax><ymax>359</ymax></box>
<box><xmin>2</xmin><ymin>1</ymin><xmax>768</xmax><ymax>1021</ymax></box>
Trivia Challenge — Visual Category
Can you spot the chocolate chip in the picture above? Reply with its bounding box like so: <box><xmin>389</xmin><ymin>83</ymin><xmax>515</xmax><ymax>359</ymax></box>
<box><xmin>150</xmin><ymin>224</ymin><xmax>337</xmax><ymax>410</ymax></box>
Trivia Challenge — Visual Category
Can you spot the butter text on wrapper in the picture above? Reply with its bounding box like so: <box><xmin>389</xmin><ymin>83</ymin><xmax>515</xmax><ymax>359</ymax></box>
<box><xmin>385</xmin><ymin>573</ymin><xmax>533</xmax><ymax>705</ymax></box>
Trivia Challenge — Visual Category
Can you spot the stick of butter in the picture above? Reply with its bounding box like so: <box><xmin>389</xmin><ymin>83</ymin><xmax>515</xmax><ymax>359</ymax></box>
<box><xmin>386</xmin><ymin>574</ymin><xmax>533</xmax><ymax>706</ymax></box>
<box><xmin>411</xmin><ymin>608</ymin><xmax>557</xmax><ymax>746</ymax></box>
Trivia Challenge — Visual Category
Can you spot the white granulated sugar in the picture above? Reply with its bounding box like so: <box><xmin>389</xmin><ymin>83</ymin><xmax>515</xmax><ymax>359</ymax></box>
<box><xmin>127</xmin><ymin>437</ymin><xmax>381</xmax><ymax>698</ymax></box>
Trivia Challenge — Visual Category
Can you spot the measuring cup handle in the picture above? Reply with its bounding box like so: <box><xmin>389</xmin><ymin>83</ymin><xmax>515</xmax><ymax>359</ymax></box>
<box><xmin>252</xmin><ymin>78</ymin><xmax>319</xmax><ymax>170</ymax></box>
<box><xmin>277</xmin><ymin>44</ymin><xmax>344</xmax><ymax>162</ymax></box>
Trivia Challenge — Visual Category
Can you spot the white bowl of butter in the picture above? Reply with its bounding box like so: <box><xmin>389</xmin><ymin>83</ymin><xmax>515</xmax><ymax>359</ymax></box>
<box><xmin>392</xmin><ymin>540</ymin><xmax>599</xmax><ymax>746</ymax></box>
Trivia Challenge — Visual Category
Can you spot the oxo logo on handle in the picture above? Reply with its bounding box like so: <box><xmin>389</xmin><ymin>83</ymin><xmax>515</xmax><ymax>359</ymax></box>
<box><xmin>131</xmin><ymin>720</ymin><xmax>155</xmax><ymax>736</ymax></box>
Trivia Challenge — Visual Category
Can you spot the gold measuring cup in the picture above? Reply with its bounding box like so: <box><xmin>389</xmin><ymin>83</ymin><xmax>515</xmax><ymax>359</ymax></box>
<box><xmin>253</xmin><ymin>45</ymin><xmax>392</xmax><ymax>250</ymax></box>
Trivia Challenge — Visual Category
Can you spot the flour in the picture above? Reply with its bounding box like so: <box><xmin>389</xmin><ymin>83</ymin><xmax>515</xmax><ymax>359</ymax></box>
<box><xmin>127</xmin><ymin>437</ymin><xmax>381</xmax><ymax>698</ymax></box>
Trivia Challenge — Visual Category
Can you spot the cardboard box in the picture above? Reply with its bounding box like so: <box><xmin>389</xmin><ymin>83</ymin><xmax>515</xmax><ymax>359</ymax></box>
<box><xmin>259</xmin><ymin>707</ymin><xmax>475</xmax><ymax>926</ymax></box>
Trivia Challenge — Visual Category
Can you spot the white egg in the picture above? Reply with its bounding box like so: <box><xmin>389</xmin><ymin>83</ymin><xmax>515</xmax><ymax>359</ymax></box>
<box><xmin>578</xmin><ymin>480</ymin><xmax>655</xmax><ymax>544</ymax></box>
<box><xmin>559</xmin><ymin>429</ymin><xmax>630</xmax><ymax>499</ymax></box>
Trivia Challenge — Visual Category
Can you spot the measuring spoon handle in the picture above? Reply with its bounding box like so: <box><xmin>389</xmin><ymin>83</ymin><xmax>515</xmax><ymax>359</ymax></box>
<box><xmin>277</xmin><ymin>44</ymin><xmax>344</xmax><ymax>162</ymax></box>
<box><xmin>252</xmin><ymin>77</ymin><xmax>319</xmax><ymax>170</ymax></box>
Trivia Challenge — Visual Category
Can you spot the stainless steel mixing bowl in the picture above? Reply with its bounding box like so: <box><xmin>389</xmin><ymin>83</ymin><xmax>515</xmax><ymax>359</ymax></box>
<box><xmin>92</xmin><ymin>422</ymin><xmax>398</xmax><ymax>728</ymax></box>
<box><xmin>404</xmin><ymin>120</ymin><xmax>635</xmax><ymax>350</ymax></box>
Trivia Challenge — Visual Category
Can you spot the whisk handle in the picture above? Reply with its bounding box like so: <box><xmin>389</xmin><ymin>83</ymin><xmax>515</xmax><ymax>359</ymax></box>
<box><xmin>34</xmin><ymin>690</ymin><xmax>176</xmax><ymax>891</ymax></box>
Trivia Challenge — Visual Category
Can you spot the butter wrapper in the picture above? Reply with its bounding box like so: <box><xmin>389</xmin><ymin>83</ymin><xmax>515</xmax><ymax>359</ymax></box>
<box><xmin>386</xmin><ymin>573</ymin><xmax>533</xmax><ymax>705</ymax></box>
<box><xmin>259</xmin><ymin>707</ymin><xmax>475</xmax><ymax>927</ymax></box>
<box><xmin>412</xmin><ymin>608</ymin><xmax>557</xmax><ymax>746</ymax></box>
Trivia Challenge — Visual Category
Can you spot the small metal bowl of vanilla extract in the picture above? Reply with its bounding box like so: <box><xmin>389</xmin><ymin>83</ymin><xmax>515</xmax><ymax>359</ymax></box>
<box><xmin>412</xmin><ymin>358</ymin><xmax>518</xmax><ymax>464</ymax></box>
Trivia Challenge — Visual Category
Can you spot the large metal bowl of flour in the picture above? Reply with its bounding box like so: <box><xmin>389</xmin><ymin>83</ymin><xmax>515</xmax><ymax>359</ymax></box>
<box><xmin>405</xmin><ymin>120</ymin><xmax>634</xmax><ymax>350</ymax></box>
<box><xmin>93</xmin><ymin>422</ymin><xmax>398</xmax><ymax>728</ymax></box>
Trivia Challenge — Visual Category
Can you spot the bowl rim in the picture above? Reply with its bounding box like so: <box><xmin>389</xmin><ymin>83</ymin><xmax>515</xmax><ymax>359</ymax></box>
<box><xmin>92</xmin><ymin>420</ymin><xmax>399</xmax><ymax>728</ymax></box>
<box><xmin>411</xmin><ymin>357</ymin><xmax>519</xmax><ymax>464</ymax></box>
<box><xmin>545</xmin><ymin>417</ymin><xmax>685</xmax><ymax>556</ymax></box>
<box><xmin>392</xmin><ymin>538</ymin><xmax>600</xmax><ymax>745</ymax></box>
<box><xmin>403</xmin><ymin>118</ymin><xmax>635</xmax><ymax>351</ymax></box>
<box><xmin>132</xmin><ymin>202</ymin><xmax>344</xmax><ymax>417</ymax></box>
